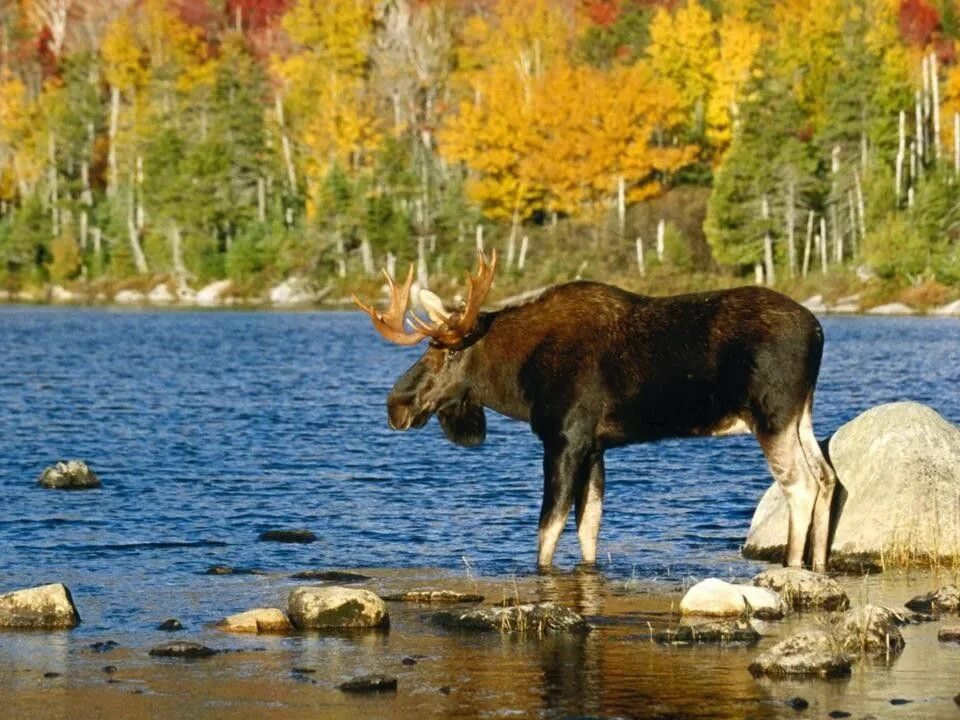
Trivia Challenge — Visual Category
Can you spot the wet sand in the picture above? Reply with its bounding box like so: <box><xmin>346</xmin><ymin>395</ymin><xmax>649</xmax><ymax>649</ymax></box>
<box><xmin>3</xmin><ymin>567</ymin><xmax>960</xmax><ymax>719</ymax></box>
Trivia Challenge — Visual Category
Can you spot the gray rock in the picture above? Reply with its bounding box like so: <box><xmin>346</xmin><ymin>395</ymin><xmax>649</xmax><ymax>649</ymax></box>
<box><xmin>744</xmin><ymin>402</ymin><xmax>960</xmax><ymax>569</ymax></box>
<box><xmin>37</xmin><ymin>460</ymin><xmax>101</xmax><ymax>489</ymax></box>
<box><xmin>259</xmin><ymin>529</ymin><xmax>316</xmax><ymax>544</ymax></box>
<box><xmin>431</xmin><ymin>602</ymin><xmax>588</xmax><ymax>635</ymax></box>
<box><xmin>656</xmin><ymin>618</ymin><xmax>760</xmax><ymax>645</ymax></box>
<box><xmin>905</xmin><ymin>585</ymin><xmax>960</xmax><ymax>614</ymax></box>
<box><xmin>217</xmin><ymin>608</ymin><xmax>293</xmax><ymax>634</ymax></box>
<box><xmin>752</xmin><ymin>568</ymin><xmax>849</xmax><ymax>611</ymax></box>
<box><xmin>748</xmin><ymin>630</ymin><xmax>852</xmax><ymax>678</ymax></box>
<box><xmin>291</xmin><ymin>570</ymin><xmax>370</xmax><ymax>583</ymax></box>
<box><xmin>338</xmin><ymin>674</ymin><xmax>397</xmax><ymax>693</ymax></box>
<box><xmin>938</xmin><ymin>626</ymin><xmax>960</xmax><ymax>643</ymax></box>
<box><xmin>157</xmin><ymin>618</ymin><xmax>183</xmax><ymax>631</ymax></box>
<box><xmin>149</xmin><ymin>642</ymin><xmax>219</xmax><ymax>658</ymax></box>
<box><xmin>287</xmin><ymin>586</ymin><xmax>389</xmax><ymax>629</ymax></box>
<box><xmin>0</xmin><ymin>583</ymin><xmax>81</xmax><ymax>629</ymax></box>
<box><xmin>830</xmin><ymin>605</ymin><xmax>905</xmax><ymax>656</ymax></box>
<box><xmin>383</xmin><ymin>590</ymin><xmax>484</xmax><ymax>604</ymax></box>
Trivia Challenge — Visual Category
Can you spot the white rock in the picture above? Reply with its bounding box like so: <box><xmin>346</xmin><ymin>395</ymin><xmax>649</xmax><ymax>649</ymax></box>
<box><xmin>114</xmin><ymin>289</ymin><xmax>145</xmax><ymax>304</ymax></box>
<box><xmin>866</xmin><ymin>302</ymin><xmax>915</xmax><ymax>315</ymax></box>
<box><xmin>932</xmin><ymin>299</ymin><xmax>960</xmax><ymax>316</ymax></box>
<box><xmin>218</xmin><ymin>607</ymin><xmax>293</xmax><ymax>633</ymax></box>
<box><xmin>801</xmin><ymin>295</ymin><xmax>827</xmax><ymax>313</ymax></box>
<box><xmin>680</xmin><ymin>579</ymin><xmax>747</xmax><ymax>617</ymax></box>
<box><xmin>148</xmin><ymin>283</ymin><xmax>175</xmax><ymax>304</ymax></box>
<box><xmin>738</xmin><ymin>584</ymin><xmax>787</xmax><ymax>618</ymax></box>
<box><xmin>288</xmin><ymin>586</ymin><xmax>389</xmax><ymax>629</ymax></box>
<box><xmin>830</xmin><ymin>293</ymin><xmax>861</xmax><ymax>314</ymax></box>
<box><xmin>269</xmin><ymin>278</ymin><xmax>315</xmax><ymax>306</ymax></box>
<box><xmin>177</xmin><ymin>286</ymin><xmax>197</xmax><ymax>304</ymax></box>
<box><xmin>49</xmin><ymin>285</ymin><xmax>78</xmax><ymax>302</ymax></box>
<box><xmin>196</xmin><ymin>280</ymin><xmax>231</xmax><ymax>307</ymax></box>
<box><xmin>0</xmin><ymin>584</ymin><xmax>81</xmax><ymax>629</ymax></box>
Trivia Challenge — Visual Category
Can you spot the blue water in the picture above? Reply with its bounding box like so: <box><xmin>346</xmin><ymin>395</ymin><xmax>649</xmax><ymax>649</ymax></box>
<box><xmin>0</xmin><ymin>307</ymin><xmax>958</xmax><ymax>637</ymax></box>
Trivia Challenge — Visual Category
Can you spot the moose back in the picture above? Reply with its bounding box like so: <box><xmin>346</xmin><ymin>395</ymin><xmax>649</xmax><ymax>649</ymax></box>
<box><xmin>355</xmin><ymin>253</ymin><xmax>837</xmax><ymax>570</ymax></box>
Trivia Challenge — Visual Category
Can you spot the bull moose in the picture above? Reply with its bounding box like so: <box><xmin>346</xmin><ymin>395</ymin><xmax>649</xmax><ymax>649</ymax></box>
<box><xmin>355</xmin><ymin>252</ymin><xmax>837</xmax><ymax>571</ymax></box>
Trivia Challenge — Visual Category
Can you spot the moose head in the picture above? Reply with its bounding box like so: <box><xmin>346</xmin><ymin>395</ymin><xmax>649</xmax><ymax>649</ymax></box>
<box><xmin>353</xmin><ymin>251</ymin><xmax>497</xmax><ymax>449</ymax></box>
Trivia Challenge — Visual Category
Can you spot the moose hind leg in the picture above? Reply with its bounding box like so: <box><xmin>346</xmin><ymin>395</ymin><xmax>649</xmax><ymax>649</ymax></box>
<box><xmin>757</xmin><ymin>424</ymin><xmax>818</xmax><ymax>568</ymax></box>
<box><xmin>575</xmin><ymin>450</ymin><xmax>605</xmax><ymax>565</ymax></box>
<box><xmin>798</xmin><ymin>397</ymin><xmax>837</xmax><ymax>572</ymax></box>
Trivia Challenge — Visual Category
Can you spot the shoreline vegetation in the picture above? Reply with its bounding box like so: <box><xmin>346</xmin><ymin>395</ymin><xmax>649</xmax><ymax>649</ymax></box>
<box><xmin>4</xmin><ymin>2</ymin><xmax>960</xmax><ymax>318</ymax></box>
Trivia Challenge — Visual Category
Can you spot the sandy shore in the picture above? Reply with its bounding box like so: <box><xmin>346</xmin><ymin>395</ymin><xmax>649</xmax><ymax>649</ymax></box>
<box><xmin>3</xmin><ymin>567</ymin><xmax>960</xmax><ymax>719</ymax></box>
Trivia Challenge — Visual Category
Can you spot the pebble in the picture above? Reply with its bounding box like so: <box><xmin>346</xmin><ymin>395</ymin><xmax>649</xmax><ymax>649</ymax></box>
<box><xmin>157</xmin><ymin>619</ymin><xmax>183</xmax><ymax>631</ymax></box>
<box><xmin>828</xmin><ymin>712</ymin><xmax>851</xmax><ymax>718</ymax></box>
<box><xmin>103</xmin><ymin>665</ymin><xmax>118</xmax><ymax>674</ymax></box>
<box><xmin>259</xmin><ymin>529</ymin><xmax>316</xmax><ymax>543</ymax></box>
<box><xmin>89</xmin><ymin>640</ymin><xmax>119</xmax><ymax>653</ymax></box>
<box><xmin>338</xmin><ymin>674</ymin><xmax>398</xmax><ymax>693</ymax></box>
<box><xmin>785</xmin><ymin>697</ymin><xmax>808</xmax><ymax>711</ymax></box>
<box><xmin>148</xmin><ymin>642</ymin><xmax>219</xmax><ymax>658</ymax></box>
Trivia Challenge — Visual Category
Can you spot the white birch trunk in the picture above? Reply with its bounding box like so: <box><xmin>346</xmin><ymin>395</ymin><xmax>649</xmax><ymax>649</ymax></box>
<box><xmin>518</xmin><ymin>235</ymin><xmax>529</xmax><ymax>271</ymax></box>
<box><xmin>820</xmin><ymin>216</ymin><xmax>828</xmax><ymax>274</ymax></box>
<box><xmin>635</xmin><ymin>236</ymin><xmax>645</xmax><ymax>277</ymax></box>
<box><xmin>656</xmin><ymin>218</ymin><xmax>665</xmax><ymax>261</ymax></box>
<box><xmin>802</xmin><ymin>211</ymin><xmax>814</xmax><ymax>278</ymax></box>
<box><xmin>786</xmin><ymin>182</ymin><xmax>796</xmax><ymax>278</ymax></box>
<box><xmin>416</xmin><ymin>236</ymin><xmax>428</xmax><ymax>288</ymax></box>
<box><xmin>127</xmin><ymin>190</ymin><xmax>148</xmax><ymax>274</ymax></box>
<box><xmin>617</xmin><ymin>175</ymin><xmax>626</xmax><ymax>239</ymax></box>
<box><xmin>275</xmin><ymin>94</ymin><xmax>298</xmax><ymax>195</ymax></box>
<box><xmin>360</xmin><ymin>237</ymin><xmax>375</xmax><ymax>277</ymax></box>
<box><xmin>108</xmin><ymin>85</ymin><xmax>120</xmax><ymax>198</ymax></box>
<box><xmin>475</xmin><ymin>224</ymin><xmax>484</xmax><ymax>253</ymax></box>
<box><xmin>931</xmin><ymin>52</ymin><xmax>942</xmax><ymax>162</ymax></box>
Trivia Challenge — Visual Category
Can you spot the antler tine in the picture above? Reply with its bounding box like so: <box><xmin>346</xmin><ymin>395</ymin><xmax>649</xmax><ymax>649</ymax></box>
<box><xmin>447</xmin><ymin>249</ymin><xmax>497</xmax><ymax>342</ymax></box>
<box><xmin>352</xmin><ymin>264</ymin><xmax>429</xmax><ymax>346</ymax></box>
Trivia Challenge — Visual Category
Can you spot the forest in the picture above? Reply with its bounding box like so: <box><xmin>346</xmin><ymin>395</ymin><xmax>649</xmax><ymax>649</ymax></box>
<box><xmin>1</xmin><ymin>0</ymin><xmax>960</xmax><ymax>306</ymax></box>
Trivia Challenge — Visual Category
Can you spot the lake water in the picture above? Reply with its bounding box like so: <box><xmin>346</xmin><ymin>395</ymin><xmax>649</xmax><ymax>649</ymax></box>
<box><xmin>0</xmin><ymin>307</ymin><xmax>959</xmax><ymax>719</ymax></box>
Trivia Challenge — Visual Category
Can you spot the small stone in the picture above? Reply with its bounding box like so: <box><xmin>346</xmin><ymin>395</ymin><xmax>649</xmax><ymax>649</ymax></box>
<box><xmin>939</xmin><ymin>626</ymin><xmax>960</xmax><ymax>643</ymax></box>
<box><xmin>148</xmin><ymin>642</ymin><xmax>219</xmax><ymax>658</ymax></box>
<box><xmin>291</xmin><ymin>667</ymin><xmax>315</xmax><ymax>675</ymax></box>
<box><xmin>338</xmin><ymin>674</ymin><xmax>397</xmax><ymax>693</ymax></box>
<box><xmin>259</xmin><ymin>529</ymin><xmax>316</xmax><ymax>544</ymax></box>
<box><xmin>748</xmin><ymin>630</ymin><xmax>852</xmax><ymax>679</ymax></box>
<box><xmin>89</xmin><ymin>640</ymin><xmax>119</xmax><ymax>653</ymax></box>
<box><xmin>905</xmin><ymin>585</ymin><xmax>960</xmax><ymax>614</ymax></box>
<box><xmin>785</xmin><ymin>697</ymin><xmax>809</xmax><ymax>711</ymax></box>
<box><xmin>217</xmin><ymin>608</ymin><xmax>293</xmax><ymax>634</ymax></box>
<box><xmin>205</xmin><ymin>565</ymin><xmax>262</xmax><ymax>575</ymax></box>
<box><xmin>288</xmin><ymin>586</ymin><xmax>389</xmax><ymax>629</ymax></box>
<box><xmin>0</xmin><ymin>583</ymin><xmax>81</xmax><ymax>629</ymax></box>
<box><xmin>889</xmin><ymin>698</ymin><xmax>912</xmax><ymax>705</ymax></box>
<box><xmin>402</xmin><ymin>657</ymin><xmax>417</xmax><ymax>666</ymax></box>
<box><xmin>43</xmin><ymin>672</ymin><xmax>61</xmax><ymax>678</ymax></box>
<box><xmin>655</xmin><ymin>619</ymin><xmax>759</xmax><ymax>645</ymax></box>
<box><xmin>439</xmin><ymin>686</ymin><xmax>451</xmax><ymax>695</ymax></box>
<box><xmin>752</xmin><ymin>568</ymin><xmax>849</xmax><ymax>611</ymax></box>
<box><xmin>37</xmin><ymin>460</ymin><xmax>101</xmax><ymax>489</ymax></box>
<box><xmin>827</xmin><ymin>712</ymin><xmax>851</xmax><ymax>719</ymax></box>
<box><xmin>291</xmin><ymin>570</ymin><xmax>370</xmax><ymax>583</ymax></box>
<box><xmin>157</xmin><ymin>618</ymin><xmax>183</xmax><ymax>631</ymax></box>
<box><xmin>103</xmin><ymin>665</ymin><xmax>118</xmax><ymax>674</ymax></box>
<box><xmin>383</xmin><ymin>590</ymin><xmax>485</xmax><ymax>604</ymax></box>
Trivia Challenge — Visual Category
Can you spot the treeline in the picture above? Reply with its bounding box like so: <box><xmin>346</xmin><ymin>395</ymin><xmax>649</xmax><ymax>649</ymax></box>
<box><xmin>1</xmin><ymin>0</ymin><xmax>959</xmax><ymax>299</ymax></box>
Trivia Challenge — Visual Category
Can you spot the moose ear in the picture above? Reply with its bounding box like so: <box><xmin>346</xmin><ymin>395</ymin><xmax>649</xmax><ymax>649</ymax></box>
<box><xmin>438</xmin><ymin>400</ymin><xmax>486</xmax><ymax>448</ymax></box>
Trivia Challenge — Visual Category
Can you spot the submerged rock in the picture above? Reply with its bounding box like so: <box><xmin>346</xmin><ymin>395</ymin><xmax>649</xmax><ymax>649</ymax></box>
<box><xmin>0</xmin><ymin>583</ymin><xmax>81</xmax><ymax>629</ymax></box>
<box><xmin>748</xmin><ymin>630</ymin><xmax>852</xmax><ymax>679</ymax></box>
<box><xmin>338</xmin><ymin>674</ymin><xmax>397</xmax><ymax>693</ymax></box>
<box><xmin>656</xmin><ymin>618</ymin><xmax>760</xmax><ymax>645</ymax></box>
<box><xmin>751</xmin><ymin>568</ymin><xmax>849</xmax><ymax>611</ymax></box>
<box><xmin>157</xmin><ymin>618</ymin><xmax>183</xmax><ymax>631</ymax></box>
<box><xmin>745</xmin><ymin>402</ymin><xmax>960</xmax><ymax>569</ymax></box>
<box><xmin>830</xmin><ymin>605</ymin><xmax>905</xmax><ymax>657</ymax></box>
<box><xmin>205</xmin><ymin>565</ymin><xmax>263</xmax><ymax>576</ymax></box>
<box><xmin>259</xmin><ymin>529</ymin><xmax>316</xmax><ymax>544</ymax></box>
<box><xmin>291</xmin><ymin>570</ymin><xmax>370</xmax><ymax>583</ymax></box>
<box><xmin>383</xmin><ymin>590</ymin><xmax>484</xmax><ymax>604</ymax></box>
<box><xmin>938</xmin><ymin>627</ymin><xmax>960</xmax><ymax>643</ymax></box>
<box><xmin>431</xmin><ymin>602</ymin><xmax>588</xmax><ymax>635</ymax></box>
<box><xmin>217</xmin><ymin>608</ymin><xmax>293</xmax><ymax>634</ymax></box>
<box><xmin>149</xmin><ymin>642</ymin><xmax>219</xmax><ymax>658</ymax></box>
<box><xmin>37</xmin><ymin>460</ymin><xmax>101</xmax><ymax>490</ymax></box>
<box><xmin>905</xmin><ymin>585</ymin><xmax>960</xmax><ymax>614</ymax></box>
<box><xmin>679</xmin><ymin>578</ymin><xmax>786</xmax><ymax>620</ymax></box>
<box><xmin>288</xmin><ymin>586</ymin><xmax>389</xmax><ymax>629</ymax></box>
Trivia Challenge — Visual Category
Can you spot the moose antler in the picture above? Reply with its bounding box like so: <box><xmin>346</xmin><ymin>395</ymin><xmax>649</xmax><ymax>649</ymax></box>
<box><xmin>353</xmin><ymin>250</ymin><xmax>497</xmax><ymax>347</ymax></box>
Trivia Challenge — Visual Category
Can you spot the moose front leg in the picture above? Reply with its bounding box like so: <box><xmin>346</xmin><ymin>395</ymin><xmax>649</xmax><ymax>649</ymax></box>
<box><xmin>537</xmin><ymin>436</ymin><xmax>591</xmax><ymax>568</ymax></box>
<box><xmin>575</xmin><ymin>449</ymin><xmax>605</xmax><ymax>565</ymax></box>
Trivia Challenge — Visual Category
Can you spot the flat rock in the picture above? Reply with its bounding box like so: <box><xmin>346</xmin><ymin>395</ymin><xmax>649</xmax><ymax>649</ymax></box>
<box><xmin>748</xmin><ymin>630</ymin><xmax>852</xmax><ymax>679</ymax></box>
<box><xmin>338</xmin><ymin>674</ymin><xmax>397</xmax><ymax>693</ymax></box>
<box><xmin>218</xmin><ymin>608</ymin><xmax>293</xmax><ymax>634</ymax></box>
<box><xmin>291</xmin><ymin>570</ymin><xmax>370</xmax><ymax>583</ymax></box>
<box><xmin>288</xmin><ymin>586</ymin><xmax>389</xmax><ymax>629</ymax></box>
<box><xmin>431</xmin><ymin>602</ymin><xmax>588</xmax><ymax>635</ymax></box>
<box><xmin>938</xmin><ymin>626</ymin><xmax>960</xmax><ymax>643</ymax></box>
<box><xmin>830</xmin><ymin>605</ymin><xmax>905</xmax><ymax>656</ymax></box>
<box><xmin>148</xmin><ymin>642</ymin><xmax>219</xmax><ymax>658</ymax></box>
<box><xmin>196</xmin><ymin>280</ymin><xmax>231</xmax><ymax>307</ymax></box>
<box><xmin>744</xmin><ymin>402</ymin><xmax>960</xmax><ymax>568</ymax></box>
<box><xmin>866</xmin><ymin>302</ymin><xmax>915</xmax><ymax>315</ymax></box>
<box><xmin>905</xmin><ymin>585</ymin><xmax>960</xmax><ymax>614</ymax></box>
<box><xmin>259</xmin><ymin>529</ymin><xmax>316</xmax><ymax>544</ymax></box>
<box><xmin>37</xmin><ymin>460</ymin><xmax>101</xmax><ymax>489</ymax></box>
<box><xmin>932</xmin><ymin>299</ymin><xmax>960</xmax><ymax>316</ymax></box>
<box><xmin>383</xmin><ymin>590</ymin><xmax>484</xmax><ymax>604</ymax></box>
<box><xmin>0</xmin><ymin>584</ymin><xmax>81</xmax><ymax>629</ymax></box>
<box><xmin>752</xmin><ymin>568</ymin><xmax>849</xmax><ymax>611</ymax></box>
<box><xmin>656</xmin><ymin>618</ymin><xmax>760</xmax><ymax>645</ymax></box>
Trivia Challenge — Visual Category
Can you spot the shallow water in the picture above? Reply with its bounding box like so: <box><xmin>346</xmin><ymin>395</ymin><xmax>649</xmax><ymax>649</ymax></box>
<box><xmin>0</xmin><ymin>307</ymin><xmax>959</xmax><ymax>717</ymax></box>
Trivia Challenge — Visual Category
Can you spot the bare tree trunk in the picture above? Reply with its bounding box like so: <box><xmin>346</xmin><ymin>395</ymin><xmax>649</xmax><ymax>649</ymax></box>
<box><xmin>518</xmin><ymin>235</ymin><xmax>529</xmax><ymax>271</ymax></box>
<box><xmin>416</xmin><ymin>235</ymin><xmax>428</xmax><ymax>288</ymax></box>
<box><xmin>762</xmin><ymin>195</ymin><xmax>775</xmax><ymax>286</ymax></box>
<box><xmin>635</xmin><ymin>236</ymin><xmax>645</xmax><ymax>277</ymax></box>
<box><xmin>617</xmin><ymin>175</ymin><xmax>626</xmax><ymax>239</ymax></box>
<box><xmin>127</xmin><ymin>188</ymin><xmax>148</xmax><ymax>274</ymax></box>
<box><xmin>506</xmin><ymin>206</ymin><xmax>519</xmax><ymax>269</ymax></box>
<box><xmin>820</xmin><ymin>216</ymin><xmax>828</xmax><ymax>274</ymax></box>
<box><xmin>802</xmin><ymin>211</ymin><xmax>814</xmax><ymax>278</ymax></box>
<box><xmin>931</xmin><ymin>52</ymin><xmax>942</xmax><ymax>163</ymax></box>
<box><xmin>853</xmin><ymin>169</ymin><xmax>866</xmax><ymax>243</ymax></box>
<box><xmin>170</xmin><ymin>223</ymin><xmax>187</xmax><ymax>285</ymax></box>
<box><xmin>386</xmin><ymin>251</ymin><xmax>397</xmax><ymax>279</ymax></box>
<box><xmin>475</xmin><ymin>224</ymin><xmax>484</xmax><ymax>253</ymax></box>
<box><xmin>785</xmin><ymin>182</ymin><xmax>796</xmax><ymax>278</ymax></box>
<box><xmin>275</xmin><ymin>93</ymin><xmax>298</xmax><ymax>195</ymax></box>
<box><xmin>915</xmin><ymin>90</ymin><xmax>925</xmax><ymax>171</ymax></box>
<box><xmin>92</xmin><ymin>226</ymin><xmax>102</xmax><ymax>259</ymax></box>
<box><xmin>257</xmin><ymin>177</ymin><xmax>266</xmax><ymax>223</ymax></box>
<box><xmin>108</xmin><ymin>85</ymin><xmax>120</xmax><ymax>197</ymax></box>
<box><xmin>656</xmin><ymin>218</ymin><xmax>665</xmax><ymax>262</ymax></box>
<box><xmin>48</xmin><ymin>133</ymin><xmax>58</xmax><ymax>237</ymax></box>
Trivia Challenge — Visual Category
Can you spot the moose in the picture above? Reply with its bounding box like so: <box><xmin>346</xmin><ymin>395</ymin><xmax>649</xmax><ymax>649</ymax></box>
<box><xmin>355</xmin><ymin>252</ymin><xmax>838</xmax><ymax>571</ymax></box>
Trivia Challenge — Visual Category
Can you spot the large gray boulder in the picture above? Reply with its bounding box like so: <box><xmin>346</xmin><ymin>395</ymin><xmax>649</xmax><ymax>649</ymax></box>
<box><xmin>0</xmin><ymin>584</ymin><xmax>81</xmax><ymax>629</ymax></box>
<box><xmin>748</xmin><ymin>630</ymin><xmax>852</xmax><ymax>678</ymax></box>
<box><xmin>830</xmin><ymin>605</ymin><xmax>905</xmax><ymax>657</ymax></box>
<box><xmin>744</xmin><ymin>402</ymin><xmax>960</xmax><ymax>569</ymax></box>
<box><xmin>287</xmin><ymin>586</ymin><xmax>389</xmax><ymax>629</ymax></box>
